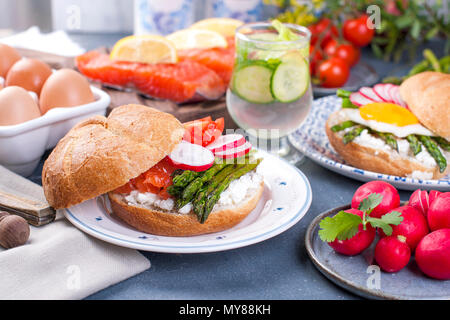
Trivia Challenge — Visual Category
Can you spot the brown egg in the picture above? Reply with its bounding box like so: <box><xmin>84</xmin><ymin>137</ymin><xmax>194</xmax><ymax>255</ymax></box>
<box><xmin>39</xmin><ymin>69</ymin><xmax>95</xmax><ymax>114</ymax></box>
<box><xmin>5</xmin><ymin>58</ymin><xmax>52</xmax><ymax>96</ymax></box>
<box><xmin>0</xmin><ymin>86</ymin><xmax>41</xmax><ymax>126</ymax></box>
<box><xmin>0</xmin><ymin>44</ymin><xmax>21</xmax><ymax>78</ymax></box>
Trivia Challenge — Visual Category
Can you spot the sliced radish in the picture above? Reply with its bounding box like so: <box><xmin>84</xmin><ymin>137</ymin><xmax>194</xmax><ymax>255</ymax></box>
<box><xmin>359</xmin><ymin>87</ymin><xmax>383</xmax><ymax>102</ymax></box>
<box><xmin>167</xmin><ymin>141</ymin><xmax>214</xmax><ymax>172</ymax></box>
<box><xmin>349</xmin><ymin>92</ymin><xmax>374</xmax><ymax>106</ymax></box>
<box><xmin>391</xmin><ymin>85</ymin><xmax>407</xmax><ymax>107</ymax></box>
<box><xmin>373</xmin><ymin>84</ymin><xmax>391</xmax><ymax>102</ymax></box>
<box><xmin>214</xmin><ymin>142</ymin><xmax>252</xmax><ymax>159</ymax></box>
<box><xmin>206</xmin><ymin>134</ymin><xmax>246</xmax><ymax>153</ymax></box>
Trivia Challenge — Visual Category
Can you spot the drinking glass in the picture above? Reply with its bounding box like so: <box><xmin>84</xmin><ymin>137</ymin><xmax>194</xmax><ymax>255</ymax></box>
<box><xmin>226</xmin><ymin>22</ymin><xmax>312</xmax><ymax>164</ymax></box>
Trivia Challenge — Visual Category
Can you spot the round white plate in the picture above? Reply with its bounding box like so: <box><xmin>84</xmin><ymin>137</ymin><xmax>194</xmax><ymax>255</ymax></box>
<box><xmin>288</xmin><ymin>95</ymin><xmax>450</xmax><ymax>191</ymax></box>
<box><xmin>64</xmin><ymin>151</ymin><xmax>312</xmax><ymax>253</ymax></box>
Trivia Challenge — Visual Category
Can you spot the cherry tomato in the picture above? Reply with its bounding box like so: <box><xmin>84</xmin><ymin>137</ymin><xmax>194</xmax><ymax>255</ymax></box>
<box><xmin>309</xmin><ymin>45</ymin><xmax>323</xmax><ymax>76</ymax></box>
<box><xmin>323</xmin><ymin>38</ymin><xmax>339</xmax><ymax>57</ymax></box>
<box><xmin>333</xmin><ymin>44</ymin><xmax>360</xmax><ymax>67</ymax></box>
<box><xmin>308</xmin><ymin>18</ymin><xmax>338</xmax><ymax>48</ymax></box>
<box><xmin>317</xmin><ymin>57</ymin><xmax>350</xmax><ymax>88</ymax></box>
<box><xmin>343</xmin><ymin>15</ymin><xmax>375</xmax><ymax>47</ymax></box>
<box><xmin>183</xmin><ymin>116</ymin><xmax>224</xmax><ymax>147</ymax></box>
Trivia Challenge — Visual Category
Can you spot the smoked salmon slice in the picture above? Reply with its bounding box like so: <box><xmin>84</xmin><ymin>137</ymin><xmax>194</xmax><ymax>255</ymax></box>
<box><xmin>177</xmin><ymin>37</ymin><xmax>235</xmax><ymax>85</ymax></box>
<box><xmin>76</xmin><ymin>51</ymin><xmax>226</xmax><ymax>103</ymax></box>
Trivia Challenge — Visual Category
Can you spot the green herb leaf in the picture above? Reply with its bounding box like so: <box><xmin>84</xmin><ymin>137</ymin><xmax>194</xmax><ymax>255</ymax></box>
<box><xmin>357</xmin><ymin>193</ymin><xmax>383</xmax><ymax>215</ymax></box>
<box><xmin>271</xmin><ymin>19</ymin><xmax>299</xmax><ymax>41</ymax></box>
<box><xmin>318</xmin><ymin>210</ymin><xmax>362</xmax><ymax>242</ymax></box>
<box><xmin>366</xmin><ymin>210</ymin><xmax>403</xmax><ymax>236</ymax></box>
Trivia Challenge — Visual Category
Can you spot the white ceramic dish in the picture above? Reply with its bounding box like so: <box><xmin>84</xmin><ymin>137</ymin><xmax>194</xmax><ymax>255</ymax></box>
<box><xmin>64</xmin><ymin>150</ymin><xmax>312</xmax><ymax>254</ymax></box>
<box><xmin>0</xmin><ymin>86</ymin><xmax>110</xmax><ymax>177</ymax></box>
<box><xmin>288</xmin><ymin>95</ymin><xmax>450</xmax><ymax>191</ymax></box>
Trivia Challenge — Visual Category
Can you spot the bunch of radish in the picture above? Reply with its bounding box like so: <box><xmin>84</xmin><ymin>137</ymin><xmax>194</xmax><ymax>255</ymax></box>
<box><xmin>322</xmin><ymin>180</ymin><xmax>450</xmax><ymax>280</ymax></box>
<box><xmin>167</xmin><ymin>134</ymin><xmax>252</xmax><ymax>172</ymax></box>
<box><xmin>350</xmin><ymin>84</ymin><xmax>408</xmax><ymax>107</ymax></box>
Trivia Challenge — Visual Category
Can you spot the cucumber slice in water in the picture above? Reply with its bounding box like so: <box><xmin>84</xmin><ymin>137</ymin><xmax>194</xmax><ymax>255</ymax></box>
<box><xmin>270</xmin><ymin>53</ymin><xmax>309</xmax><ymax>103</ymax></box>
<box><xmin>232</xmin><ymin>63</ymin><xmax>274</xmax><ymax>104</ymax></box>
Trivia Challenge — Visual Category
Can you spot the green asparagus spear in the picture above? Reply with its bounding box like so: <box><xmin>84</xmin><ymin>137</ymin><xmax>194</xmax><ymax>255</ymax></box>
<box><xmin>201</xmin><ymin>159</ymin><xmax>263</xmax><ymax>223</ymax></box>
<box><xmin>432</xmin><ymin>137</ymin><xmax>450</xmax><ymax>152</ymax></box>
<box><xmin>418</xmin><ymin>135</ymin><xmax>447</xmax><ymax>173</ymax></box>
<box><xmin>192</xmin><ymin>164</ymin><xmax>238</xmax><ymax>220</ymax></box>
<box><xmin>341</xmin><ymin>98</ymin><xmax>359</xmax><ymax>109</ymax></box>
<box><xmin>166</xmin><ymin>185</ymin><xmax>184</xmax><ymax>197</ymax></box>
<box><xmin>172</xmin><ymin>170</ymin><xmax>202</xmax><ymax>187</ymax></box>
<box><xmin>343</xmin><ymin>126</ymin><xmax>365</xmax><ymax>144</ymax></box>
<box><xmin>176</xmin><ymin>163</ymin><xmax>229</xmax><ymax>209</ymax></box>
<box><xmin>376</xmin><ymin>132</ymin><xmax>398</xmax><ymax>151</ymax></box>
<box><xmin>423</xmin><ymin>49</ymin><xmax>442</xmax><ymax>72</ymax></box>
<box><xmin>407</xmin><ymin>59</ymin><xmax>430</xmax><ymax>76</ymax></box>
<box><xmin>331</xmin><ymin>121</ymin><xmax>357</xmax><ymax>132</ymax></box>
<box><xmin>406</xmin><ymin>134</ymin><xmax>422</xmax><ymax>155</ymax></box>
<box><xmin>336</xmin><ymin>89</ymin><xmax>352</xmax><ymax>98</ymax></box>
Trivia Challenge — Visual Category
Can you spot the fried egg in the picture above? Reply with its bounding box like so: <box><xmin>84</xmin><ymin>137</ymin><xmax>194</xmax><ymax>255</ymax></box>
<box><xmin>342</xmin><ymin>103</ymin><xmax>434</xmax><ymax>138</ymax></box>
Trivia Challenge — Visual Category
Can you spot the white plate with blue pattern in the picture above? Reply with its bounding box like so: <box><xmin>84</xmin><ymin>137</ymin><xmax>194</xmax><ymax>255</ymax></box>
<box><xmin>63</xmin><ymin>150</ymin><xmax>312</xmax><ymax>253</ymax></box>
<box><xmin>288</xmin><ymin>95</ymin><xmax>450</xmax><ymax>191</ymax></box>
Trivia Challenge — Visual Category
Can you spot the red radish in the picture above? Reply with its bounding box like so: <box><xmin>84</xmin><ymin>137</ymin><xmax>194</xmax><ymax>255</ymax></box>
<box><xmin>351</xmin><ymin>181</ymin><xmax>400</xmax><ymax>218</ymax></box>
<box><xmin>409</xmin><ymin>189</ymin><xmax>442</xmax><ymax>218</ymax></box>
<box><xmin>206</xmin><ymin>134</ymin><xmax>246</xmax><ymax>153</ymax></box>
<box><xmin>379</xmin><ymin>205</ymin><xmax>429</xmax><ymax>251</ymax></box>
<box><xmin>359</xmin><ymin>87</ymin><xmax>383</xmax><ymax>102</ymax></box>
<box><xmin>427</xmin><ymin>192</ymin><xmax>450</xmax><ymax>231</ymax></box>
<box><xmin>374</xmin><ymin>235</ymin><xmax>411</xmax><ymax>273</ymax></box>
<box><xmin>415</xmin><ymin>229</ymin><xmax>450</xmax><ymax>280</ymax></box>
<box><xmin>408</xmin><ymin>189</ymin><xmax>430</xmax><ymax>217</ymax></box>
<box><xmin>328</xmin><ymin>208</ymin><xmax>376</xmax><ymax>256</ymax></box>
<box><xmin>167</xmin><ymin>141</ymin><xmax>214</xmax><ymax>172</ymax></box>
<box><xmin>349</xmin><ymin>92</ymin><xmax>374</xmax><ymax>106</ymax></box>
<box><xmin>373</xmin><ymin>84</ymin><xmax>391</xmax><ymax>102</ymax></box>
<box><xmin>391</xmin><ymin>85</ymin><xmax>407</xmax><ymax>107</ymax></box>
<box><xmin>429</xmin><ymin>190</ymin><xmax>442</xmax><ymax>205</ymax></box>
<box><xmin>214</xmin><ymin>141</ymin><xmax>252</xmax><ymax>159</ymax></box>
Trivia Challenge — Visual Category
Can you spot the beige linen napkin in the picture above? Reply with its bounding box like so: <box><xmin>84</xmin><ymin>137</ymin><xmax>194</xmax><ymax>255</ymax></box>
<box><xmin>0</xmin><ymin>212</ymin><xmax>150</xmax><ymax>300</ymax></box>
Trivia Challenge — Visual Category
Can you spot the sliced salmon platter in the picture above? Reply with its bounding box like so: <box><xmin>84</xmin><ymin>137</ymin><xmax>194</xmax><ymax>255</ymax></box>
<box><xmin>75</xmin><ymin>18</ymin><xmax>241</xmax><ymax>104</ymax></box>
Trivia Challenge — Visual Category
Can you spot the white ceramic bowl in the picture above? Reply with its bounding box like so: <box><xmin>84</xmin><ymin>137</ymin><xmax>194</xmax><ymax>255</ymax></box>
<box><xmin>0</xmin><ymin>86</ymin><xmax>110</xmax><ymax>176</ymax></box>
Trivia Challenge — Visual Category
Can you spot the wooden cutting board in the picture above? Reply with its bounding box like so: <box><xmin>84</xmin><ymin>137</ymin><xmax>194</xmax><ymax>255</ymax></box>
<box><xmin>17</xmin><ymin>47</ymin><xmax>238</xmax><ymax>127</ymax></box>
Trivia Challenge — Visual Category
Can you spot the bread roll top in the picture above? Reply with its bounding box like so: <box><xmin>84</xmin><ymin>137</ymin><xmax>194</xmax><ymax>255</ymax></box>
<box><xmin>42</xmin><ymin>104</ymin><xmax>184</xmax><ymax>209</ymax></box>
<box><xmin>400</xmin><ymin>71</ymin><xmax>450</xmax><ymax>140</ymax></box>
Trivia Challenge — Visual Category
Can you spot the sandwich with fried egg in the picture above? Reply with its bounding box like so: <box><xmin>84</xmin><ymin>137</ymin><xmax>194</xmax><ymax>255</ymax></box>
<box><xmin>326</xmin><ymin>71</ymin><xmax>450</xmax><ymax>180</ymax></box>
<box><xmin>42</xmin><ymin>104</ymin><xmax>264</xmax><ymax>237</ymax></box>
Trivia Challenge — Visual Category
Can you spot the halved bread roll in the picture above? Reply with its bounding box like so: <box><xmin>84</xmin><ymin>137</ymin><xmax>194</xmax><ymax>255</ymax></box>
<box><xmin>42</xmin><ymin>104</ymin><xmax>185</xmax><ymax>209</ymax></box>
<box><xmin>108</xmin><ymin>180</ymin><xmax>264</xmax><ymax>237</ymax></box>
<box><xmin>326</xmin><ymin>110</ymin><xmax>450</xmax><ymax>180</ymax></box>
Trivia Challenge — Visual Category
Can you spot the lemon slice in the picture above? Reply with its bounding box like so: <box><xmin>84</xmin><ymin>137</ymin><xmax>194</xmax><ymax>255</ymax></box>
<box><xmin>190</xmin><ymin>17</ymin><xmax>243</xmax><ymax>37</ymax></box>
<box><xmin>166</xmin><ymin>29</ymin><xmax>228</xmax><ymax>50</ymax></box>
<box><xmin>110</xmin><ymin>35</ymin><xmax>177</xmax><ymax>64</ymax></box>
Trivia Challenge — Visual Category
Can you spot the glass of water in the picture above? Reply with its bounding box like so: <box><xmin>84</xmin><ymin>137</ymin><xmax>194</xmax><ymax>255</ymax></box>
<box><xmin>226</xmin><ymin>21</ymin><xmax>312</xmax><ymax>163</ymax></box>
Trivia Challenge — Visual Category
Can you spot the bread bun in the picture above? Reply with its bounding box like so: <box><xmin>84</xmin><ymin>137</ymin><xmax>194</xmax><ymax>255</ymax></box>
<box><xmin>325</xmin><ymin>110</ymin><xmax>449</xmax><ymax>180</ymax></box>
<box><xmin>108</xmin><ymin>180</ymin><xmax>264</xmax><ymax>237</ymax></box>
<box><xmin>400</xmin><ymin>71</ymin><xmax>450</xmax><ymax>140</ymax></box>
<box><xmin>42</xmin><ymin>104</ymin><xmax>184</xmax><ymax>209</ymax></box>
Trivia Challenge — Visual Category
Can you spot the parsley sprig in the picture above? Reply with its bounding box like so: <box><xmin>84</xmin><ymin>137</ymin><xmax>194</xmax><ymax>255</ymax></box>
<box><xmin>319</xmin><ymin>194</ymin><xmax>403</xmax><ymax>242</ymax></box>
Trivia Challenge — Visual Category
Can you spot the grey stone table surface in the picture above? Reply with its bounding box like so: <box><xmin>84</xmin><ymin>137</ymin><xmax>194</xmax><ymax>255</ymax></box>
<box><xmin>29</xmin><ymin>33</ymin><xmax>444</xmax><ymax>300</ymax></box>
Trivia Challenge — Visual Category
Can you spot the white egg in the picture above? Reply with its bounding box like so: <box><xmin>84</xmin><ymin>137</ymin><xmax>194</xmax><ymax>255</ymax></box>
<box><xmin>341</xmin><ymin>109</ymin><xmax>434</xmax><ymax>138</ymax></box>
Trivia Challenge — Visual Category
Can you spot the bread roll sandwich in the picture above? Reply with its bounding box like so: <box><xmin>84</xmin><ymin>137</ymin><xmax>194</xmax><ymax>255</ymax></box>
<box><xmin>326</xmin><ymin>71</ymin><xmax>449</xmax><ymax>180</ymax></box>
<box><xmin>42</xmin><ymin>104</ymin><xmax>264</xmax><ymax>236</ymax></box>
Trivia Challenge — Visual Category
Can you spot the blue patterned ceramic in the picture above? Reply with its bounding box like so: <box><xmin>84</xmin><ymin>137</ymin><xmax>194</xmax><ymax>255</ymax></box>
<box><xmin>64</xmin><ymin>150</ymin><xmax>312</xmax><ymax>253</ymax></box>
<box><xmin>288</xmin><ymin>95</ymin><xmax>450</xmax><ymax>191</ymax></box>
<box><xmin>306</xmin><ymin>204</ymin><xmax>450</xmax><ymax>300</ymax></box>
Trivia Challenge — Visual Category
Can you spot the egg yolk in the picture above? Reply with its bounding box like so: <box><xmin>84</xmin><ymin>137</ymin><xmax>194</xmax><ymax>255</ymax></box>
<box><xmin>359</xmin><ymin>103</ymin><xmax>419</xmax><ymax>127</ymax></box>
